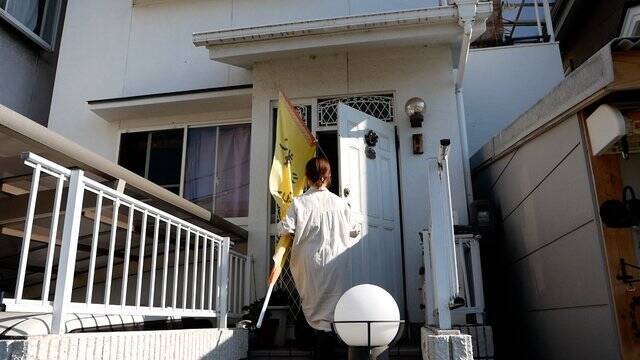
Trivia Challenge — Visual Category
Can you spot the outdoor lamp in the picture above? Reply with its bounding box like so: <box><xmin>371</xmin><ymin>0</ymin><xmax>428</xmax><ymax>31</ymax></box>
<box><xmin>333</xmin><ymin>284</ymin><xmax>404</xmax><ymax>360</ymax></box>
<box><xmin>405</xmin><ymin>97</ymin><xmax>426</xmax><ymax>128</ymax></box>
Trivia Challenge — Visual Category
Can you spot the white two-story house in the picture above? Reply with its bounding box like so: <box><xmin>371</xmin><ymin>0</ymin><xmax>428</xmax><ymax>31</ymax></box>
<box><xmin>0</xmin><ymin>0</ymin><xmax>567</xmax><ymax>358</ymax></box>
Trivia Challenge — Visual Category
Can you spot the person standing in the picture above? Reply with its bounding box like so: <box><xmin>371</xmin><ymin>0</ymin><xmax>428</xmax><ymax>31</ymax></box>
<box><xmin>278</xmin><ymin>157</ymin><xmax>360</xmax><ymax>359</ymax></box>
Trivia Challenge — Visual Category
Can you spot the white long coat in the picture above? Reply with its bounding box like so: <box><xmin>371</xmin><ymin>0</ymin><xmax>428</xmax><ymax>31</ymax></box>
<box><xmin>278</xmin><ymin>187</ymin><xmax>359</xmax><ymax>331</ymax></box>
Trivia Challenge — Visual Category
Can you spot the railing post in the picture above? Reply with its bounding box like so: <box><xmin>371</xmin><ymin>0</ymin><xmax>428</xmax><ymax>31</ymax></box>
<box><xmin>244</xmin><ymin>255</ymin><xmax>253</xmax><ymax>307</ymax></box>
<box><xmin>51</xmin><ymin>169</ymin><xmax>85</xmax><ymax>334</ymax></box>
<box><xmin>217</xmin><ymin>237</ymin><xmax>230</xmax><ymax>328</ymax></box>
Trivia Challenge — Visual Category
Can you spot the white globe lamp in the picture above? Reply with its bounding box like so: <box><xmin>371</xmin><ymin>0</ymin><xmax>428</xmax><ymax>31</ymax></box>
<box><xmin>333</xmin><ymin>284</ymin><xmax>403</xmax><ymax>359</ymax></box>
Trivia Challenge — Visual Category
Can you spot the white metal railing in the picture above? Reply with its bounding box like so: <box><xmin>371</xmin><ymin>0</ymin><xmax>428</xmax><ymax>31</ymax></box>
<box><xmin>452</xmin><ymin>234</ymin><xmax>485</xmax><ymax>324</ymax></box>
<box><xmin>4</xmin><ymin>152</ymin><xmax>249</xmax><ymax>334</ymax></box>
<box><xmin>228</xmin><ymin>251</ymin><xmax>250</xmax><ymax>317</ymax></box>
<box><xmin>421</xmin><ymin>232</ymin><xmax>486</xmax><ymax>327</ymax></box>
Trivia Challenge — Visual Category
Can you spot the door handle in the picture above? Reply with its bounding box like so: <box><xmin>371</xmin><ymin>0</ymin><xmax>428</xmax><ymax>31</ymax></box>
<box><xmin>343</xmin><ymin>187</ymin><xmax>350</xmax><ymax>198</ymax></box>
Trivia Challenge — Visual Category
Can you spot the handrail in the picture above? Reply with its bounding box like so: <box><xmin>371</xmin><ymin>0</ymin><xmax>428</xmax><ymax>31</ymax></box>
<box><xmin>4</xmin><ymin>153</ymin><xmax>248</xmax><ymax>334</ymax></box>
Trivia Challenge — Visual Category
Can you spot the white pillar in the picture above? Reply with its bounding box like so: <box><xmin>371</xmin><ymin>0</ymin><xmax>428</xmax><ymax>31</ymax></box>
<box><xmin>51</xmin><ymin>169</ymin><xmax>85</xmax><ymax>334</ymax></box>
<box><xmin>426</xmin><ymin>146</ymin><xmax>460</xmax><ymax>330</ymax></box>
<box><xmin>217</xmin><ymin>237</ymin><xmax>231</xmax><ymax>328</ymax></box>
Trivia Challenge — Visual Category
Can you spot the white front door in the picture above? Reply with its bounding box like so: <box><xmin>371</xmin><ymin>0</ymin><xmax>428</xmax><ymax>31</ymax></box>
<box><xmin>337</xmin><ymin>103</ymin><xmax>403</xmax><ymax>305</ymax></box>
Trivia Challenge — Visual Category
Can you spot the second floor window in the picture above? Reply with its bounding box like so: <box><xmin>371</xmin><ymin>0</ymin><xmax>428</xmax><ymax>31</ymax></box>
<box><xmin>118</xmin><ymin>123</ymin><xmax>251</xmax><ymax>218</ymax></box>
<box><xmin>0</xmin><ymin>0</ymin><xmax>62</xmax><ymax>50</ymax></box>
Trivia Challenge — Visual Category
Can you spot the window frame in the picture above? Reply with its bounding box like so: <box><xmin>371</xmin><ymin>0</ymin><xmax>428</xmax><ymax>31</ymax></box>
<box><xmin>621</xmin><ymin>5</ymin><xmax>640</xmax><ymax>37</ymax></box>
<box><xmin>0</xmin><ymin>0</ymin><xmax>63</xmax><ymax>51</ymax></box>
<box><xmin>117</xmin><ymin>118</ymin><xmax>251</xmax><ymax>222</ymax></box>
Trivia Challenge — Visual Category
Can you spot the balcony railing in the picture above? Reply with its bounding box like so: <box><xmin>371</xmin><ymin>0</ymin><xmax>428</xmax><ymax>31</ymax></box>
<box><xmin>3</xmin><ymin>152</ymin><xmax>248</xmax><ymax>334</ymax></box>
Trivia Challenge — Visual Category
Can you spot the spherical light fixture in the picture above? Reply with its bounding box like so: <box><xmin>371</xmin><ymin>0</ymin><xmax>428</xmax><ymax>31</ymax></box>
<box><xmin>333</xmin><ymin>284</ymin><xmax>403</xmax><ymax>359</ymax></box>
<box><xmin>405</xmin><ymin>97</ymin><xmax>426</xmax><ymax>128</ymax></box>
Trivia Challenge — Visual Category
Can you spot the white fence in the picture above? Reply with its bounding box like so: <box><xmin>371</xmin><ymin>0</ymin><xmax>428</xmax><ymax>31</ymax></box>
<box><xmin>3</xmin><ymin>152</ymin><xmax>248</xmax><ymax>334</ymax></box>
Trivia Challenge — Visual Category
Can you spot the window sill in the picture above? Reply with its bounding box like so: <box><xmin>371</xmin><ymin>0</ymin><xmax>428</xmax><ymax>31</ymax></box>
<box><xmin>0</xmin><ymin>9</ymin><xmax>53</xmax><ymax>52</ymax></box>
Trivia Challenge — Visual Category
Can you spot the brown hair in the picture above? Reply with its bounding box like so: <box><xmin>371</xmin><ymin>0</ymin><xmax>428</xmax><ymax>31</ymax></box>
<box><xmin>305</xmin><ymin>157</ymin><xmax>332</xmax><ymax>188</ymax></box>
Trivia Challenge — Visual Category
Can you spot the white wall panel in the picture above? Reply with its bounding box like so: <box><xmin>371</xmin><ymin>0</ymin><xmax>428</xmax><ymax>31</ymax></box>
<box><xmin>521</xmin><ymin>306</ymin><xmax>619</xmax><ymax>360</ymax></box>
<box><xmin>491</xmin><ymin>117</ymin><xmax>582</xmax><ymax>219</ymax></box>
<box><xmin>465</xmin><ymin>43</ymin><xmax>564</xmax><ymax>155</ymax></box>
<box><xmin>502</xmin><ymin>146</ymin><xmax>595</xmax><ymax>261</ymax></box>
<box><xmin>511</xmin><ymin>222</ymin><xmax>610</xmax><ymax>310</ymax></box>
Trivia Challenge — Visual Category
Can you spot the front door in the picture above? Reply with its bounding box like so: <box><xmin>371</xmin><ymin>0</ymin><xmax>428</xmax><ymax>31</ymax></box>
<box><xmin>337</xmin><ymin>103</ymin><xmax>403</xmax><ymax>304</ymax></box>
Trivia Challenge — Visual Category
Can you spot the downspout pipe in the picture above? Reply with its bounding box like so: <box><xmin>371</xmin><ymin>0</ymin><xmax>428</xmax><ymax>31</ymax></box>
<box><xmin>455</xmin><ymin>20</ymin><xmax>475</xmax><ymax>223</ymax></box>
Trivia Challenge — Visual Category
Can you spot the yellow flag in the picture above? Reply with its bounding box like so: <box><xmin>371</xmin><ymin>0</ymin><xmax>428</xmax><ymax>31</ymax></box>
<box><xmin>268</xmin><ymin>92</ymin><xmax>317</xmax><ymax>284</ymax></box>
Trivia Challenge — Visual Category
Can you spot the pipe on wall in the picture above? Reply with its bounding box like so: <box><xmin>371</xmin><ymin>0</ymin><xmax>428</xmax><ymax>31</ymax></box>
<box><xmin>455</xmin><ymin>20</ymin><xmax>475</xmax><ymax>223</ymax></box>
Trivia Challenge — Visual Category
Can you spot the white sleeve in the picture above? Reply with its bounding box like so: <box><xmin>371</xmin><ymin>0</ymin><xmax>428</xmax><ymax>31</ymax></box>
<box><xmin>277</xmin><ymin>201</ymin><xmax>297</xmax><ymax>235</ymax></box>
<box><xmin>344</xmin><ymin>200</ymin><xmax>360</xmax><ymax>238</ymax></box>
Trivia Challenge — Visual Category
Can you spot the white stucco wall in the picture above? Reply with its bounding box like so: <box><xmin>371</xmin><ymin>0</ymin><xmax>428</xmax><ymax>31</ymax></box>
<box><xmin>248</xmin><ymin>46</ymin><xmax>467</xmax><ymax>323</ymax></box>
<box><xmin>48</xmin><ymin>0</ymin><xmax>440</xmax><ymax>159</ymax></box>
<box><xmin>464</xmin><ymin>42</ymin><xmax>564</xmax><ymax>155</ymax></box>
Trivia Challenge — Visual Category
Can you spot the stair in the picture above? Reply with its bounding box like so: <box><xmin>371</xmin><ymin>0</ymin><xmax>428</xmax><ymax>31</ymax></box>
<box><xmin>247</xmin><ymin>345</ymin><xmax>421</xmax><ymax>359</ymax></box>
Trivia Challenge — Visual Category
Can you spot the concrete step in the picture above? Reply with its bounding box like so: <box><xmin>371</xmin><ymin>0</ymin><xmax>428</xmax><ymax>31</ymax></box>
<box><xmin>247</xmin><ymin>346</ymin><xmax>421</xmax><ymax>359</ymax></box>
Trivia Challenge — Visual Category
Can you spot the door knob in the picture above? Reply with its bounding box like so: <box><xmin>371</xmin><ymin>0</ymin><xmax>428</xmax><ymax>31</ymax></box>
<box><xmin>343</xmin><ymin>187</ymin><xmax>350</xmax><ymax>197</ymax></box>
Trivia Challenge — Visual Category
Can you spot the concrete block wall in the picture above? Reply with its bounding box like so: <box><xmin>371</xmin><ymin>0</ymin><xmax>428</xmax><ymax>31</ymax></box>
<box><xmin>421</xmin><ymin>327</ymin><xmax>474</xmax><ymax>360</ymax></box>
<box><xmin>0</xmin><ymin>328</ymin><xmax>247</xmax><ymax>360</ymax></box>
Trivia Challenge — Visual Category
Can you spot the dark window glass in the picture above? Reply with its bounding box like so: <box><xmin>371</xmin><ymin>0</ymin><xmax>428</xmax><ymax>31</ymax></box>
<box><xmin>118</xmin><ymin>132</ymin><xmax>148</xmax><ymax>177</ymax></box>
<box><xmin>2</xmin><ymin>0</ymin><xmax>61</xmax><ymax>47</ymax></box>
<box><xmin>316</xmin><ymin>131</ymin><xmax>339</xmax><ymax>195</ymax></box>
<box><xmin>147</xmin><ymin>129</ymin><xmax>183</xmax><ymax>194</ymax></box>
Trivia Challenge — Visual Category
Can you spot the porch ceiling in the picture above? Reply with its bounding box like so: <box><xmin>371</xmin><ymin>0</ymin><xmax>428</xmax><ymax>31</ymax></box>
<box><xmin>193</xmin><ymin>4</ymin><xmax>492</xmax><ymax>68</ymax></box>
<box><xmin>88</xmin><ymin>85</ymin><xmax>252</xmax><ymax>122</ymax></box>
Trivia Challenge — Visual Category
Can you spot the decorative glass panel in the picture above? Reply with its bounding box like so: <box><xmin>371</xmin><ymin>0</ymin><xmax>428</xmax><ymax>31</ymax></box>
<box><xmin>317</xmin><ymin>94</ymin><xmax>394</xmax><ymax>126</ymax></box>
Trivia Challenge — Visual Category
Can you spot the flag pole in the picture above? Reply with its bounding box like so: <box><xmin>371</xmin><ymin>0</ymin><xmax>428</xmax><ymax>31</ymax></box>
<box><xmin>256</xmin><ymin>282</ymin><xmax>275</xmax><ymax>328</ymax></box>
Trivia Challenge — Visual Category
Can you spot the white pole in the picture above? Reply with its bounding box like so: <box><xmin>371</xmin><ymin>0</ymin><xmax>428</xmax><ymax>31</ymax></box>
<box><xmin>542</xmin><ymin>0</ymin><xmax>555</xmax><ymax>42</ymax></box>
<box><xmin>427</xmin><ymin>146</ymin><xmax>460</xmax><ymax>330</ymax></box>
<box><xmin>533</xmin><ymin>0</ymin><xmax>543</xmax><ymax>37</ymax></box>
<box><xmin>51</xmin><ymin>170</ymin><xmax>85</xmax><ymax>334</ymax></box>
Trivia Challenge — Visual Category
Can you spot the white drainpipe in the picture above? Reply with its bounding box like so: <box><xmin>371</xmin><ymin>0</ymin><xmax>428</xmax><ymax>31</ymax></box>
<box><xmin>455</xmin><ymin>19</ymin><xmax>475</xmax><ymax>222</ymax></box>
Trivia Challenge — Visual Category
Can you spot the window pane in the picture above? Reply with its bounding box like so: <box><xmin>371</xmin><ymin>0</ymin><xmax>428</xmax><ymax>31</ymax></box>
<box><xmin>184</xmin><ymin>127</ymin><xmax>217</xmax><ymax>211</ymax></box>
<box><xmin>147</xmin><ymin>129</ymin><xmax>184</xmax><ymax>194</ymax></box>
<box><xmin>39</xmin><ymin>0</ymin><xmax>59</xmax><ymax>44</ymax></box>
<box><xmin>215</xmin><ymin>124</ymin><xmax>251</xmax><ymax>218</ymax></box>
<box><xmin>118</xmin><ymin>132</ymin><xmax>148</xmax><ymax>177</ymax></box>
<box><xmin>5</xmin><ymin>0</ymin><xmax>39</xmax><ymax>31</ymax></box>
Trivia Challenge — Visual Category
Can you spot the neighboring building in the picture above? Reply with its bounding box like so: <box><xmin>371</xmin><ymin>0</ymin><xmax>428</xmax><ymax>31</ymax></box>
<box><xmin>0</xmin><ymin>0</ymin><xmax>66</xmax><ymax>126</ymax></box>
<box><xmin>469</xmin><ymin>0</ymin><xmax>640</xmax><ymax>357</ymax></box>
<box><xmin>553</xmin><ymin>0</ymin><xmax>640</xmax><ymax>72</ymax></box>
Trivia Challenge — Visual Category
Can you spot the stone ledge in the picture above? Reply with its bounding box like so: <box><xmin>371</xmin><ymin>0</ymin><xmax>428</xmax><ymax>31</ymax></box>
<box><xmin>0</xmin><ymin>328</ymin><xmax>247</xmax><ymax>360</ymax></box>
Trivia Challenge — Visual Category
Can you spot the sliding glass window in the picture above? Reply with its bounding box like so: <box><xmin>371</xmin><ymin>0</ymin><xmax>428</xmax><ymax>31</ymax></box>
<box><xmin>118</xmin><ymin>123</ymin><xmax>251</xmax><ymax>218</ymax></box>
